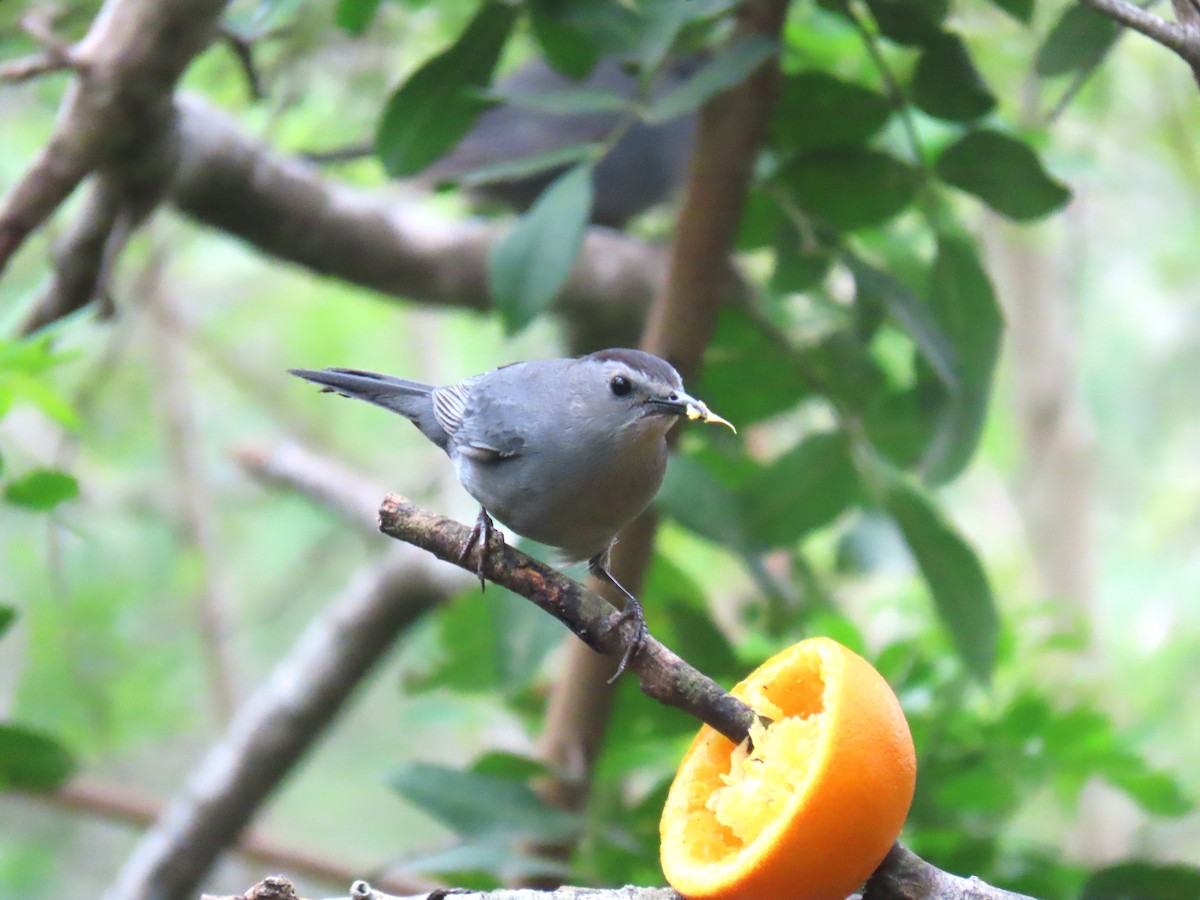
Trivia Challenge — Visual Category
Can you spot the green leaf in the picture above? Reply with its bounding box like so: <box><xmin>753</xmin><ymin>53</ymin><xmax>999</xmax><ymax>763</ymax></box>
<box><xmin>0</xmin><ymin>606</ymin><xmax>14</xmax><ymax>640</ymax></box>
<box><xmin>626</xmin><ymin>0</ymin><xmax>691</xmax><ymax>72</ymax></box>
<box><xmin>770</xmin><ymin>240</ymin><xmax>830</xmax><ymax>294</ymax></box>
<box><xmin>0</xmin><ymin>724</ymin><xmax>76</xmax><ymax>790</ymax></box>
<box><xmin>699</xmin><ymin>309</ymin><xmax>812</xmax><ymax>423</ymax></box>
<box><xmin>735</xmin><ymin>188</ymin><xmax>786</xmax><ymax>251</ymax></box>
<box><xmin>375</xmin><ymin>0</ymin><xmax>518</xmax><ymax>176</ymax></box>
<box><xmin>1104</xmin><ymin>766</ymin><xmax>1193</xmax><ymax>817</ymax></box>
<box><xmin>881</xmin><ymin>478</ymin><xmax>998</xmax><ymax>681</ymax></box>
<box><xmin>529</xmin><ymin>0</ymin><xmax>599</xmax><ymax>79</ymax></box>
<box><xmin>912</xmin><ymin>33</ymin><xmax>996</xmax><ymax>122</ymax></box>
<box><xmin>862</xmin><ymin>389</ymin><xmax>939</xmax><ymax>469</ymax></box>
<box><xmin>457</xmin><ymin>142</ymin><xmax>601</xmax><ymax>187</ymax></box>
<box><xmin>407</xmin><ymin>586</ymin><xmax>563</xmax><ymax>696</ymax></box>
<box><xmin>643</xmin><ymin>36</ymin><xmax>778</xmax><ymax>123</ymax></box>
<box><xmin>0</xmin><ymin>334</ymin><xmax>73</xmax><ymax>375</ymax></box>
<box><xmin>335</xmin><ymin>0</ymin><xmax>382</xmax><ymax>34</ymax></box>
<box><xmin>780</xmin><ymin>149</ymin><xmax>920</xmax><ymax>231</ymax></box>
<box><xmin>921</xmin><ymin>233</ymin><xmax>1003</xmax><ymax>484</ymax></box>
<box><xmin>863</xmin><ymin>0</ymin><xmax>949</xmax><ymax>46</ymax></box>
<box><xmin>556</xmin><ymin>0</ymin><xmax>643</xmax><ymax>57</ymax></box>
<box><xmin>740</xmin><ymin>431</ymin><xmax>860</xmax><ymax>548</ymax></box>
<box><xmin>4</xmin><ymin>469</ymin><xmax>79</xmax><ymax>510</ymax></box>
<box><xmin>770</xmin><ymin>71</ymin><xmax>892</xmax><ymax>154</ymax></box>
<box><xmin>471</xmin><ymin>752</ymin><xmax>551</xmax><ymax>782</ymax></box>
<box><xmin>488</xmin><ymin>163</ymin><xmax>594</xmax><ymax>333</ymax></box>
<box><xmin>1035</xmin><ymin>5</ymin><xmax>1118</xmax><ymax>78</ymax></box>
<box><xmin>657</xmin><ymin>454</ymin><xmax>751</xmax><ymax>551</ymax></box>
<box><xmin>794</xmin><ymin>331</ymin><xmax>889</xmax><ymax>415</ymax></box>
<box><xmin>1081</xmin><ymin>862</ymin><xmax>1200</xmax><ymax>900</ymax></box>
<box><xmin>988</xmin><ymin>0</ymin><xmax>1034</xmax><ymax>24</ymax></box>
<box><xmin>0</xmin><ymin>373</ymin><xmax>80</xmax><ymax>429</ymax></box>
<box><xmin>390</xmin><ymin>763</ymin><xmax>582</xmax><ymax>841</ymax></box>
<box><xmin>663</xmin><ymin>600</ymin><xmax>742</xmax><ymax>682</ymax></box>
<box><xmin>848</xmin><ymin>254</ymin><xmax>960</xmax><ymax>391</ymax></box>
<box><xmin>935</xmin><ymin>130</ymin><xmax>1071</xmax><ymax>221</ymax></box>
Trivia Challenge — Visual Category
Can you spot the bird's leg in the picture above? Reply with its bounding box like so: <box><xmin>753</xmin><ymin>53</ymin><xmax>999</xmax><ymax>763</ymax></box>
<box><xmin>458</xmin><ymin>507</ymin><xmax>500</xmax><ymax>591</ymax></box>
<box><xmin>589</xmin><ymin>553</ymin><xmax>648</xmax><ymax>682</ymax></box>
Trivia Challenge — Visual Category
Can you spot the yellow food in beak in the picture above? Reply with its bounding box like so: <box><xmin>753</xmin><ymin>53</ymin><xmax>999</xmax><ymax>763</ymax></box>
<box><xmin>687</xmin><ymin>401</ymin><xmax>737</xmax><ymax>433</ymax></box>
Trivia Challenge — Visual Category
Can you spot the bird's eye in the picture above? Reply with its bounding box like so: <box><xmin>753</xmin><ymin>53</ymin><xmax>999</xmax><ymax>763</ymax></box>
<box><xmin>610</xmin><ymin>374</ymin><xmax>632</xmax><ymax>397</ymax></box>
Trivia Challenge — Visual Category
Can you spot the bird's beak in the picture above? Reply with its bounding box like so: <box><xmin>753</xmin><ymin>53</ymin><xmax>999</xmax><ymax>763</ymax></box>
<box><xmin>649</xmin><ymin>390</ymin><xmax>737</xmax><ymax>433</ymax></box>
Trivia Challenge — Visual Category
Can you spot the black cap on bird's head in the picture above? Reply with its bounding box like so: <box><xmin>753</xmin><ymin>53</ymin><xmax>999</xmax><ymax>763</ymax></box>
<box><xmin>581</xmin><ymin>348</ymin><xmax>735</xmax><ymax>432</ymax></box>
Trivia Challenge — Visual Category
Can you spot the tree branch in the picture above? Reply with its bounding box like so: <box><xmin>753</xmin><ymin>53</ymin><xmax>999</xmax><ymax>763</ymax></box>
<box><xmin>19</xmin><ymin>176</ymin><xmax>124</xmax><ymax>333</ymax></box>
<box><xmin>202</xmin><ymin>876</ymin><xmax>683</xmax><ymax>900</ymax></box>
<box><xmin>236</xmin><ymin>441</ymin><xmax>391</xmax><ymax>530</ymax></box>
<box><xmin>863</xmin><ymin>844</ymin><xmax>1038</xmax><ymax>900</ymax></box>
<box><xmin>1080</xmin><ymin>0</ymin><xmax>1200</xmax><ymax>64</ymax></box>
<box><xmin>377</xmin><ymin>495</ymin><xmax>754</xmax><ymax>742</ymax></box>
<box><xmin>168</xmin><ymin>96</ymin><xmax>699</xmax><ymax>344</ymax></box>
<box><xmin>0</xmin><ymin>0</ymin><xmax>228</xmax><ymax>275</ymax></box>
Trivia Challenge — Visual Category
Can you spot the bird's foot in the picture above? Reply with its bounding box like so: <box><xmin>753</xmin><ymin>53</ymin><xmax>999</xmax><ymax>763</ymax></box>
<box><xmin>458</xmin><ymin>508</ymin><xmax>502</xmax><ymax>591</ymax></box>
<box><xmin>588</xmin><ymin>557</ymin><xmax>648</xmax><ymax>682</ymax></box>
<box><xmin>608</xmin><ymin>595</ymin><xmax>648</xmax><ymax>683</ymax></box>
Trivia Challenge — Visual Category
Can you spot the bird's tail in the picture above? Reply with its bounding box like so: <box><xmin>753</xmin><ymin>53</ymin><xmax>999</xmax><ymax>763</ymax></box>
<box><xmin>289</xmin><ymin>367</ymin><xmax>449</xmax><ymax>447</ymax></box>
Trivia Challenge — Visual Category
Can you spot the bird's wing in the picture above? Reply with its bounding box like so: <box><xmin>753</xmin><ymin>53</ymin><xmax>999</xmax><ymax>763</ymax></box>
<box><xmin>431</xmin><ymin>382</ymin><xmax>471</xmax><ymax>437</ymax></box>
<box><xmin>457</xmin><ymin>441</ymin><xmax>520</xmax><ymax>463</ymax></box>
<box><xmin>435</xmin><ymin>379</ymin><xmax>526</xmax><ymax>461</ymax></box>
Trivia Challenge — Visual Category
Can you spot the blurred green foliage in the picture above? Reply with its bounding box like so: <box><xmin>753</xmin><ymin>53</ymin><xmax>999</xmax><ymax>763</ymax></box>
<box><xmin>0</xmin><ymin>338</ymin><xmax>78</xmax><ymax>793</ymax></box>
<box><xmin>2</xmin><ymin>0</ymin><xmax>1199</xmax><ymax>897</ymax></box>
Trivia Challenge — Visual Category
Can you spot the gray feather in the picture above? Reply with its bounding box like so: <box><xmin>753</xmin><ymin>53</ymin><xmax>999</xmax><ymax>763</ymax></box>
<box><xmin>288</xmin><ymin>367</ymin><xmax>451</xmax><ymax>449</ymax></box>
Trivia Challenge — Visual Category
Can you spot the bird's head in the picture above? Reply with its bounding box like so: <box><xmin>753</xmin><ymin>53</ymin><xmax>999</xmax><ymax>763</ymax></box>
<box><xmin>578</xmin><ymin>348</ymin><xmax>735</xmax><ymax>436</ymax></box>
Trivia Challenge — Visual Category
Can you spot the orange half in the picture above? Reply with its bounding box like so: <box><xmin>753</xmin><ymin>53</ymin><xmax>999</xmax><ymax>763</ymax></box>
<box><xmin>660</xmin><ymin>637</ymin><xmax>916</xmax><ymax>900</ymax></box>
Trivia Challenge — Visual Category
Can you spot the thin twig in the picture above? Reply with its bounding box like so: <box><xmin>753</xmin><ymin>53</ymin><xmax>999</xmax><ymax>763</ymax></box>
<box><xmin>219</xmin><ymin>24</ymin><xmax>266</xmax><ymax>101</ymax></box>
<box><xmin>1043</xmin><ymin>62</ymin><xmax>1107</xmax><ymax>124</ymax></box>
<box><xmin>20</xmin><ymin>177</ymin><xmax>130</xmax><ymax>334</ymax></box>
<box><xmin>0</xmin><ymin>11</ymin><xmax>79</xmax><ymax>81</ymax></box>
<box><xmin>0</xmin><ymin>52</ymin><xmax>74</xmax><ymax>82</ymax></box>
<box><xmin>844</xmin><ymin>0</ymin><xmax>926</xmax><ymax>168</ymax></box>
<box><xmin>302</xmin><ymin>141</ymin><xmax>375</xmax><ymax>164</ymax></box>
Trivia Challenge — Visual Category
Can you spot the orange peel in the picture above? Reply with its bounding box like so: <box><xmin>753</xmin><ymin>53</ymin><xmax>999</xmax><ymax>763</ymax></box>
<box><xmin>660</xmin><ymin>637</ymin><xmax>916</xmax><ymax>900</ymax></box>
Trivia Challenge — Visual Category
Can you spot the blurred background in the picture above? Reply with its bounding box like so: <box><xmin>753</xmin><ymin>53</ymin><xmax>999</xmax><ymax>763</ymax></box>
<box><xmin>1</xmin><ymin>0</ymin><xmax>1199</xmax><ymax>897</ymax></box>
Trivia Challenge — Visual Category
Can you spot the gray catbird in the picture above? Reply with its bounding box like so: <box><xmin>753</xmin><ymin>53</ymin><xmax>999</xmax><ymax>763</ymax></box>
<box><xmin>290</xmin><ymin>348</ymin><xmax>732</xmax><ymax>676</ymax></box>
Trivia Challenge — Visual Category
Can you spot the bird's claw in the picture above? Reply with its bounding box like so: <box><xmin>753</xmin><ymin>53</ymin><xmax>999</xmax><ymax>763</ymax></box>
<box><xmin>458</xmin><ymin>509</ymin><xmax>502</xmax><ymax>591</ymax></box>
<box><xmin>607</xmin><ymin>598</ymin><xmax>648</xmax><ymax>683</ymax></box>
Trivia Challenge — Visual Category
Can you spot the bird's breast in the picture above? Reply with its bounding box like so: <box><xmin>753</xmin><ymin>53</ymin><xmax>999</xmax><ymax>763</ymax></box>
<box><xmin>454</xmin><ymin>427</ymin><xmax>669</xmax><ymax>561</ymax></box>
